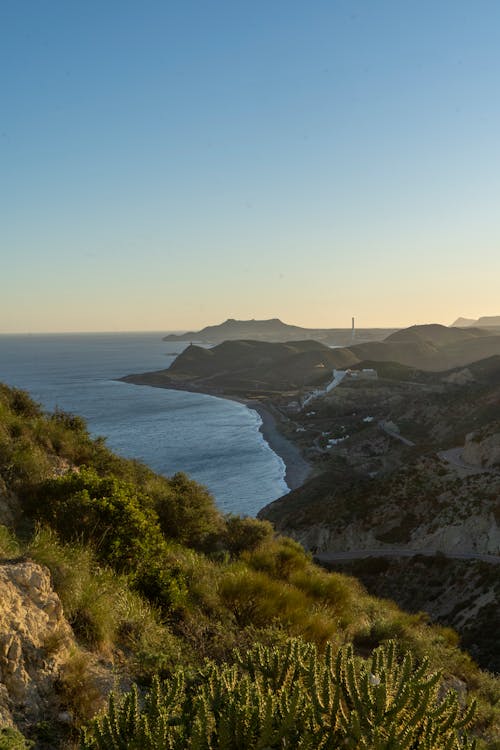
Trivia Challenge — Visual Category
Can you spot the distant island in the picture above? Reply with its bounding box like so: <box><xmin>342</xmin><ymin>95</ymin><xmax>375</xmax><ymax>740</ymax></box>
<box><xmin>163</xmin><ymin>317</ymin><xmax>398</xmax><ymax>346</ymax></box>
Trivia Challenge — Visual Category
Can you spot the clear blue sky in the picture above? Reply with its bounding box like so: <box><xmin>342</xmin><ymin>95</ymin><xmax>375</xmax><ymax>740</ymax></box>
<box><xmin>2</xmin><ymin>1</ymin><xmax>500</xmax><ymax>332</ymax></box>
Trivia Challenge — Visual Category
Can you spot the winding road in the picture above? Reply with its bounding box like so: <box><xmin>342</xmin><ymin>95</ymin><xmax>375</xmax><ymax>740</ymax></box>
<box><xmin>314</xmin><ymin>549</ymin><xmax>500</xmax><ymax>565</ymax></box>
<box><xmin>437</xmin><ymin>447</ymin><xmax>500</xmax><ymax>475</ymax></box>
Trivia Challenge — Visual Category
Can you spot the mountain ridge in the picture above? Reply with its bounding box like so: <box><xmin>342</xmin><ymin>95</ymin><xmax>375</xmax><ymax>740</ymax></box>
<box><xmin>163</xmin><ymin>317</ymin><xmax>397</xmax><ymax>345</ymax></box>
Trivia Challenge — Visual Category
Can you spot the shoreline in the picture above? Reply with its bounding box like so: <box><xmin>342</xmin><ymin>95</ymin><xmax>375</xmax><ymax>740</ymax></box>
<box><xmin>237</xmin><ymin>399</ymin><xmax>312</xmax><ymax>492</ymax></box>
<box><xmin>119</xmin><ymin>375</ymin><xmax>313</xmax><ymax>493</ymax></box>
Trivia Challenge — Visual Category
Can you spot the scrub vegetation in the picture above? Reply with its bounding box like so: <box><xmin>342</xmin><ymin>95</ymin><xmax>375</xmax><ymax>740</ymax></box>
<box><xmin>0</xmin><ymin>383</ymin><xmax>499</xmax><ymax>748</ymax></box>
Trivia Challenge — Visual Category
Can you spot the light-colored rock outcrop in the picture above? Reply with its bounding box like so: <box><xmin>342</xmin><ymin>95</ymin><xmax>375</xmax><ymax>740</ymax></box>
<box><xmin>289</xmin><ymin>512</ymin><xmax>500</xmax><ymax>556</ymax></box>
<box><xmin>463</xmin><ymin>430</ymin><xmax>500</xmax><ymax>468</ymax></box>
<box><xmin>442</xmin><ymin>367</ymin><xmax>475</xmax><ymax>385</ymax></box>
<box><xmin>0</xmin><ymin>560</ymin><xmax>75</xmax><ymax>729</ymax></box>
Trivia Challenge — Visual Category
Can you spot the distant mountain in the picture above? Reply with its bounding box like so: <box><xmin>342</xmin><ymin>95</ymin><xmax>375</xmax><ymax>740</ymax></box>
<box><xmin>451</xmin><ymin>317</ymin><xmax>477</xmax><ymax>327</ymax></box>
<box><xmin>163</xmin><ymin>318</ymin><xmax>396</xmax><ymax>346</ymax></box>
<box><xmin>452</xmin><ymin>315</ymin><xmax>500</xmax><ymax>328</ymax></box>
<box><xmin>164</xmin><ymin>318</ymin><xmax>311</xmax><ymax>342</ymax></box>
<box><xmin>477</xmin><ymin>316</ymin><xmax>500</xmax><ymax>327</ymax></box>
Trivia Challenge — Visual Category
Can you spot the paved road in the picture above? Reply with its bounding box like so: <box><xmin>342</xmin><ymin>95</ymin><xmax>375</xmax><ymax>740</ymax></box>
<box><xmin>314</xmin><ymin>549</ymin><xmax>500</xmax><ymax>565</ymax></box>
<box><xmin>437</xmin><ymin>447</ymin><xmax>500</xmax><ymax>475</ymax></box>
<box><xmin>378</xmin><ymin>421</ymin><xmax>415</xmax><ymax>447</ymax></box>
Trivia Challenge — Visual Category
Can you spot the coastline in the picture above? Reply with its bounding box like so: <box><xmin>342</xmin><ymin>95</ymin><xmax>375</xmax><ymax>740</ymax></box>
<box><xmin>119</xmin><ymin>374</ymin><xmax>312</xmax><ymax>493</ymax></box>
<box><xmin>237</xmin><ymin>399</ymin><xmax>312</xmax><ymax>492</ymax></box>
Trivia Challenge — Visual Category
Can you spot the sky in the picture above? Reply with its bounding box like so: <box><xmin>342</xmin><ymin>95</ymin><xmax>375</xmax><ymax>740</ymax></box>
<box><xmin>2</xmin><ymin>1</ymin><xmax>500</xmax><ymax>333</ymax></box>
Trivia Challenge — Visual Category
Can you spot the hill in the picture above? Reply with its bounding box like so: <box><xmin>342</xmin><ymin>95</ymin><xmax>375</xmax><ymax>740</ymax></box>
<box><xmin>347</xmin><ymin>324</ymin><xmax>500</xmax><ymax>371</ymax></box>
<box><xmin>141</xmin><ymin>326</ymin><xmax>500</xmax><ymax>396</ymax></box>
<box><xmin>123</xmin><ymin>339</ymin><xmax>360</xmax><ymax>394</ymax></box>
<box><xmin>163</xmin><ymin>317</ymin><xmax>397</xmax><ymax>345</ymax></box>
<box><xmin>1</xmin><ymin>383</ymin><xmax>500</xmax><ymax>747</ymax></box>
<box><xmin>256</xmin><ymin>348</ymin><xmax>500</xmax><ymax>676</ymax></box>
<box><xmin>123</xmin><ymin>324</ymin><xmax>500</xmax><ymax>403</ymax></box>
<box><xmin>324</xmin><ymin>554</ymin><xmax>500</xmax><ymax>673</ymax></box>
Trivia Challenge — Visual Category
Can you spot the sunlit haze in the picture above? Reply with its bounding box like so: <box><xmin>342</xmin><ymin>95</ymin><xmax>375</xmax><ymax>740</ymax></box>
<box><xmin>2</xmin><ymin>1</ymin><xmax>500</xmax><ymax>333</ymax></box>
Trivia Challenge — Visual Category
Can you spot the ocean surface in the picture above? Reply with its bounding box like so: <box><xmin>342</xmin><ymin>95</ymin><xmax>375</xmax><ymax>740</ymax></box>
<box><xmin>0</xmin><ymin>333</ymin><xmax>288</xmax><ymax>516</ymax></box>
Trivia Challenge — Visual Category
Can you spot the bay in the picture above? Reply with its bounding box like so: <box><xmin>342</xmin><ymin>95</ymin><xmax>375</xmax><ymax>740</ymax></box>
<box><xmin>0</xmin><ymin>332</ymin><xmax>288</xmax><ymax>516</ymax></box>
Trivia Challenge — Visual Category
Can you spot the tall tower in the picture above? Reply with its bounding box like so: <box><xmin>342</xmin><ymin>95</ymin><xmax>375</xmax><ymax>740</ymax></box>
<box><xmin>351</xmin><ymin>317</ymin><xmax>355</xmax><ymax>343</ymax></box>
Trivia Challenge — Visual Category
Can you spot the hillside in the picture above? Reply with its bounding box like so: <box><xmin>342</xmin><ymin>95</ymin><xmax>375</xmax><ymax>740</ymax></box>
<box><xmin>163</xmin><ymin>317</ymin><xmax>397</xmax><ymax>345</ymax></box>
<box><xmin>123</xmin><ymin>339</ymin><xmax>360</xmax><ymax>394</ymax></box>
<box><xmin>348</xmin><ymin>324</ymin><xmax>500</xmax><ymax>371</ymax></box>
<box><xmin>124</xmin><ymin>326</ymin><xmax>500</xmax><ymax>405</ymax></box>
<box><xmin>1</xmin><ymin>383</ymin><xmax>500</xmax><ymax>747</ymax></box>
<box><xmin>325</xmin><ymin>555</ymin><xmax>500</xmax><ymax>673</ymax></box>
<box><xmin>258</xmin><ymin>350</ymin><xmax>500</xmax><ymax>549</ymax></box>
<box><xmin>257</xmin><ymin>351</ymin><xmax>500</xmax><ymax>677</ymax></box>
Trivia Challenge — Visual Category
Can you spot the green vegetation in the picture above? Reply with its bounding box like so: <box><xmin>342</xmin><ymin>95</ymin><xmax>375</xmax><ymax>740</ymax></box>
<box><xmin>0</xmin><ymin>383</ymin><xmax>499</xmax><ymax>748</ymax></box>
<box><xmin>81</xmin><ymin>639</ymin><xmax>476</xmax><ymax>750</ymax></box>
<box><xmin>0</xmin><ymin>728</ymin><xmax>33</xmax><ymax>750</ymax></box>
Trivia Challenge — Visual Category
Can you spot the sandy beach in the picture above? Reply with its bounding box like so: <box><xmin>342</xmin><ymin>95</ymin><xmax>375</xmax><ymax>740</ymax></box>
<box><xmin>119</xmin><ymin>373</ymin><xmax>313</xmax><ymax>493</ymax></box>
<box><xmin>243</xmin><ymin>400</ymin><xmax>312</xmax><ymax>491</ymax></box>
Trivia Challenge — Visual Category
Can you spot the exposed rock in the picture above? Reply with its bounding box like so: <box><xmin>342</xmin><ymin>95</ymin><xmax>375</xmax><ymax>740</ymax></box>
<box><xmin>289</xmin><ymin>512</ymin><xmax>500</xmax><ymax>555</ymax></box>
<box><xmin>463</xmin><ymin>430</ymin><xmax>500</xmax><ymax>467</ymax></box>
<box><xmin>0</xmin><ymin>560</ymin><xmax>74</xmax><ymax>731</ymax></box>
<box><xmin>443</xmin><ymin>368</ymin><xmax>475</xmax><ymax>385</ymax></box>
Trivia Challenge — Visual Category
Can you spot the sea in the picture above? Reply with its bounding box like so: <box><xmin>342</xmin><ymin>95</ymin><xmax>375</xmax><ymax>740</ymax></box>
<box><xmin>0</xmin><ymin>332</ymin><xmax>288</xmax><ymax>516</ymax></box>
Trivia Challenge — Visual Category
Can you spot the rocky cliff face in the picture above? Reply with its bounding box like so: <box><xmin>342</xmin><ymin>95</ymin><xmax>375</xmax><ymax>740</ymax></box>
<box><xmin>261</xmin><ymin>455</ymin><xmax>500</xmax><ymax>556</ymax></box>
<box><xmin>288</xmin><ymin>511</ymin><xmax>500</xmax><ymax>555</ymax></box>
<box><xmin>0</xmin><ymin>560</ymin><xmax>75</xmax><ymax>733</ymax></box>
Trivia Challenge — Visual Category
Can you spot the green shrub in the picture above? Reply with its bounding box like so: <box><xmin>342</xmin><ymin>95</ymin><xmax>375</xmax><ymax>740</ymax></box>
<box><xmin>81</xmin><ymin>638</ymin><xmax>477</xmax><ymax>749</ymax></box>
<box><xmin>155</xmin><ymin>472</ymin><xmax>224</xmax><ymax>551</ymax></box>
<box><xmin>242</xmin><ymin>536</ymin><xmax>310</xmax><ymax>579</ymax></box>
<box><xmin>0</xmin><ymin>727</ymin><xmax>33</xmax><ymax>750</ymax></box>
<box><xmin>223</xmin><ymin>515</ymin><xmax>274</xmax><ymax>556</ymax></box>
<box><xmin>27</xmin><ymin>468</ymin><xmax>165</xmax><ymax>571</ymax></box>
<box><xmin>28</xmin><ymin>528</ymin><xmax>182</xmax><ymax>671</ymax></box>
<box><xmin>0</xmin><ymin>524</ymin><xmax>21</xmax><ymax>558</ymax></box>
<box><xmin>57</xmin><ymin>649</ymin><xmax>107</xmax><ymax>727</ymax></box>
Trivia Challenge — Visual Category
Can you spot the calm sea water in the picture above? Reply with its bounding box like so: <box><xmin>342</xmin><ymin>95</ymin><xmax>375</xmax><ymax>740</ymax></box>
<box><xmin>0</xmin><ymin>333</ymin><xmax>288</xmax><ymax>516</ymax></box>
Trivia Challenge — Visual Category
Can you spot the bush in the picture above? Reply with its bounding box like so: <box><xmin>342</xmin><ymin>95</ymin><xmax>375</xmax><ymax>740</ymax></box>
<box><xmin>0</xmin><ymin>727</ymin><xmax>33</xmax><ymax>750</ymax></box>
<box><xmin>223</xmin><ymin>514</ymin><xmax>274</xmax><ymax>556</ymax></box>
<box><xmin>27</xmin><ymin>469</ymin><xmax>165</xmax><ymax>571</ymax></box>
<box><xmin>0</xmin><ymin>524</ymin><xmax>21</xmax><ymax>558</ymax></box>
<box><xmin>81</xmin><ymin>638</ymin><xmax>477</xmax><ymax>749</ymax></box>
<box><xmin>242</xmin><ymin>536</ymin><xmax>310</xmax><ymax>579</ymax></box>
<box><xmin>154</xmin><ymin>472</ymin><xmax>224</xmax><ymax>551</ymax></box>
<box><xmin>28</xmin><ymin>528</ymin><xmax>182</xmax><ymax>671</ymax></box>
<box><xmin>57</xmin><ymin>649</ymin><xmax>107</xmax><ymax>727</ymax></box>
